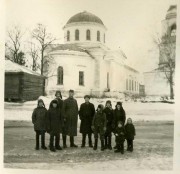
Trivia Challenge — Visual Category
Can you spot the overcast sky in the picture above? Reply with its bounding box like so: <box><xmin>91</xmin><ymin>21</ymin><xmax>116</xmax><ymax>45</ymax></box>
<box><xmin>6</xmin><ymin>0</ymin><xmax>177</xmax><ymax>74</ymax></box>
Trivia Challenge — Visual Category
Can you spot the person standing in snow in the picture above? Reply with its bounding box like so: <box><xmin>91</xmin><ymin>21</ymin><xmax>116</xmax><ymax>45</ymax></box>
<box><xmin>62</xmin><ymin>90</ymin><xmax>79</xmax><ymax>147</ymax></box>
<box><xmin>32</xmin><ymin>99</ymin><xmax>48</xmax><ymax>150</ymax></box>
<box><xmin>125</xmin><ymin>118</ymin><xmax>136</xmax><ymax>152</ymax></box>
<box><xmin>79</xmin><ymin>95</ymin><xmax>95</xmax><ymax>148</ymax></box>
<box><xmin>103</xmin><ymin>100</ymin><xmax>114</xmax><ymax>150</ymax></box>
<box><xmin>92</xmin><ymin>104</ymin><xmax>107</xmax><ymax>151</ymax></box>
<box><xmin>47</xmin><ymin>99</ymin><xmax>64</xmax><ymax>152</ymax></box>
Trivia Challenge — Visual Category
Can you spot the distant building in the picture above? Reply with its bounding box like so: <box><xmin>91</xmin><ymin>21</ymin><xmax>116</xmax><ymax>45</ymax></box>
<box><xmin>44</xmin><ymin>11</ymin><xmax>140</xmax><ymax>97</ymax></box>
<box><xmin>144</xmin><ymin>5</ymin><xmax>176</xmax><ymax>97</ymax></box>
<box><xmin>5</xmin><ymin>60</ymin><xmax>45</xmax><ymax>101</ymax></box>
<box><xmin>139</xmin><ymin>85</ymin><xmax>145</xmax><ymax>97</ymax></box>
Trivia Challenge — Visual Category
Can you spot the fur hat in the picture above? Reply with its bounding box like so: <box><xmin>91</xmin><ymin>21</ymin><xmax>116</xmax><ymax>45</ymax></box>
<box><xmin>69</xmin><ymin>89</ymin><xmax>74</xmax><ymax>93</ymax></box>
<box><xmin>84</xmin><ymin>95</ymin><xmax>90</xmax><ymax>99</ymax></box>
<box><xmin>105</xmin><ymin>100</ymin><xmax>112</xmax><ymax>106</ymax></box>
<box><xmin>116</xmin><ymin>101</ymin><xmax>122</xmax><ymax>106</ymax></box>
<box><xmin>55</xmin><ymin>90</ymin><xmax>62</xmax><ymax>99</ymax></box>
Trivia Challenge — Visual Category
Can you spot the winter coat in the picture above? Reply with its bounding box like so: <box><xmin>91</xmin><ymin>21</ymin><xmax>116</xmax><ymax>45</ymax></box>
<box><xmin>114</xmin><ymin>126</ymin><xmax>126</xmax><ymax>144</ymax></box>
<box><xmin>103</xmin><ymin>107</ymin><xmax>114</xmax><ymax>134</ymax></box>
<box><xmin>32</xmin><ymin>106</ymin><xmax>47</xmax><ymax>131</ymax></box>
<box><xmin>92</xmin><ymin>111</ymin><xmax>107</xmax><ymax>134</ymax></box>
<box><xmin>47</xmin><ymin>103</ymin><xmax>63</xmax><ymax>134</ymax></box>
<box><xmin>63</xmin><ymin>97</ymin><xmax>78</xmax><ymax>136</ymax></box>
<box><xmin>79</xmin><ymin>102</ymin><xmax>95</xmax><ymax>134</ymax></box>
<box><xmin>113</xmin><ymin>108</ymin><xmax>126</xmax><ymax>128</ymax></box>
<box><xmin>125</xmin><ymin>124</ymin><xmax>136</xmax><ymax>140</ymax></box>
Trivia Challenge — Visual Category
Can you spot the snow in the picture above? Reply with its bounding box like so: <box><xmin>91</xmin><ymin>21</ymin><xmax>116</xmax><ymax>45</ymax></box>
<box><xmin>4</xmin><ymin>96</ymin><xmax>174</xmax><ymax>121</ymax></box>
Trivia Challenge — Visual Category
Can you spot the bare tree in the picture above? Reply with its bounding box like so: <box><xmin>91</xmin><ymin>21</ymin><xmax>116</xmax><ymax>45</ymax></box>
<box><xmin>32</xmin><ymin>24</ymin><xmax>56</xmax><ymax>75</ymax></box>
<box><xmin>27</xmin><ymin>42</ymin><xmax>40</xmax><ymax>72</ymax></box>
<box><xmin>5</xmin><ymin>26</ymin><xmax>26</xmax><ymax>65</ymax></box>
<box><xmin>153</xmin><ymin>30</ymin><xmax>176</xmax><ymax>99</ymax></box>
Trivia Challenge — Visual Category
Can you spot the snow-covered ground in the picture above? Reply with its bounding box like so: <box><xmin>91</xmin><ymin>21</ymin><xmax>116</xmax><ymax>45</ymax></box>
<box><xmin>4</xmin><ymin>96</ymin><xmax>174</xmax><ymax>121</ymax></box>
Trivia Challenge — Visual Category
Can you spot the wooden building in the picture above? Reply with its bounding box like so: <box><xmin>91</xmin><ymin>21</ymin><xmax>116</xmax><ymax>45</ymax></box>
<box><xmin>5</xmin><ymin>60</ymin><xmax>46</xmax><ymax>101</ymax></box>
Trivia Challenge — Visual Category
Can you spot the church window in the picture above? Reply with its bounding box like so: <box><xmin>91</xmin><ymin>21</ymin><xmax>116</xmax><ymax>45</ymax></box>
<box><xmin>170</xmin><ymin>24</ymin><xmax>176</xmax><ymax>36</ymax></box>
<box><xmin>86</xmin><ymin>30</ymin><xmax>91</xmax><ymax>40</ymax></box>
<box><xmin>67</xmin><ymin>30</ymin><xmax>70</xmax><ymax>41</ymax></box>
<box><xmin>75</xmin><ymin>29</ymin><xmax>79</xmax><ymax>40</ymax></box>
<box><xmin>104</xmin><ymin>34</ymin><xmax>105</xmax><ymax>43</ymax></box>
<box><xmin>79</xmin><ymin>71</ymin><xmax>84</xmax><ymax>86</ymax></box>
<box><xmin>57</xmin><ymin>66</ymin><xmax>63</xmax><ymax>85</ymax></box>
<box><xmin>126</xmin><ymin>79</ymin><xmax>128</xmax><ymax>90</ymax></box>
<box><xmin>97</xmin><ymin>31</ymin><xmax>100</xmax><ymax>41</ymax></box>
<box><xmin>129</xmin><ymin>79</ymin><xmax>131</xmax><ymax>91</ymax></box>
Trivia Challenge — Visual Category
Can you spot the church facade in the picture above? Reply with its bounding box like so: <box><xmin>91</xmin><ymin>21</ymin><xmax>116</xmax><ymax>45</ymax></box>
<box><xmin>144</xmin><ymin>5</ymin><xmax>176</xmax><ymax>98</ymax></box>
<box><xmin>44</xmin><ymin>11</ymin><xmax>140</xmax><ymax>97</ymax></box>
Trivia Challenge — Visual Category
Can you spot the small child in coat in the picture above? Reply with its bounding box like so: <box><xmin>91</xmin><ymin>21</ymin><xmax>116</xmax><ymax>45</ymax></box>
<box><xmin>114</xmin><ymin>121</ymin><xmax>126</xmax><ymax>154</ymax></box>
<box><xmin>125</xmin><ymin>118</ymin><xmax>136</xmax><ymax>152</ymax></box>
<box><xmin>92</xmin><ymin>104</ymin><xmax>107</xmax><ymax>151</ymax></box>
<box><xmin>47</xmin><ymin>99</ymin><xmax>64</xmax><ymax>152</ymax></box>
<box><xmin>32</xmin><ymin>99</ymin><xmax>48</xmax><ymax>150</ymax></box>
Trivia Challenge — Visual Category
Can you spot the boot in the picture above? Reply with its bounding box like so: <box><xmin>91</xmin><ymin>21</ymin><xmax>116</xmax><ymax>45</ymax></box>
<box><xmin>35</xmin><ymin>132</ymin><xmax>40</xmax><ymax>150</ymax></box>
<box><xmin>63</xmin><ymin>135</ymin><xmax>67</xmax><ymax>148</ymax></box>
<box><xmin>93</xmin><ymin>139</ymin><xmax>98</xmax><ymax>150</ymax></box>
<box><xmin>101</xmin><ymin>139</ymin><xmax>105</xmax><ymax>151</ymax></box>
<box><xmin>70</xmin><ymin>136</ymin><xmax>78</xmax><ymax>147</ymax></box>
<box><xmin>50</xmin><ymin>135</ymin><xmax>56</xmax><ymax>152</ymax></box>
<box><xmin>41</xmin><ymin>133</ymin><xmax>47</xmax><ymax>150</ymax></box>
<box><xmin>108</xmin><ymin>136</ymin><xmax>112</xmax><ymax>150</ymax></box>
<box><xmin>114</xmin><ymin>144</ymin><xmax>121</xmax><ymax>153</ymax></box>
<box><xmin>130</xmin><ymin>142</ymin><xmax>133</xmax><ymax>152</ymax></box>
<box><xmin>81</xmin><ymin>134</ymin><xmax>86</xmax><ymax>148</ymax></box>
<box><xmin>88</xmin><ymin>134</ymin><xmax>93</xmax><ymax>147</ymax></box>
<box><xmin>104</xmin><ymin>136</ymin><xmax>108</xmax><ymax>149</ymax></box>
<box><xmin>55</xmin><ymin>135</ymin><xmax>62</xmax><ymax>150</ymax></box>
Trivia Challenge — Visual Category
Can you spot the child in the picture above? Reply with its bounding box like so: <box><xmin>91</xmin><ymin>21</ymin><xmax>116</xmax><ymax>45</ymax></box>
<box><xmin>47</xmin><ymin>99</ymin><xmax>64</xmax><ymax>152</ymax></box>
<box><xmin>125</xmin><ymin>118</ymin><xmax>136</xmax><ymax>152</ymax></box>
<box><xmin>32</xmin><ymin>99</ymin><xmax>47</xmax><ymax>150</ymax></box>
<box><xmin>92</xmin><ymin>104</ymin><xmax>107</xmax><ymax>151</ymax></box>
<box><xmin>103</xmin><ymin>100</ymin><xmax>114</xmax><ymax>150</ymax></box>
<box><xmin>114</xmin><ymin>121</ymin><xmax>126</xmax><ymax>154</ymax></box>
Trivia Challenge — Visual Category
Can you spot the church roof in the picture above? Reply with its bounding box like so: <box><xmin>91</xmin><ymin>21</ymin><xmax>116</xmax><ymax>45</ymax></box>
<box><xmin>50</xmin><ymin>44</ymin><xmax>86</xmax><ymax>53</ymax></box>
<box><xmin>66</xmin><ymin>11</ymin><xmax>104</xmax><ymax>26</ymax></box>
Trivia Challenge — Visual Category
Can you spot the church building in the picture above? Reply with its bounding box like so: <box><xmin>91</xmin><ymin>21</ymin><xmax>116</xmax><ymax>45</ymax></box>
<box><xmin>44</xmin><ymin>11</ymin><xmax>140</xmax><ymax>97</ymax></box>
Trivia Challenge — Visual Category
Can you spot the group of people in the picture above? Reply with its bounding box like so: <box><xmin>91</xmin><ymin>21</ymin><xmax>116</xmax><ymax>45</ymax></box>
<box><xmin>32</xmin><ymin>90</ymin><xmax>136</xmax><ymax>154</ymax></box>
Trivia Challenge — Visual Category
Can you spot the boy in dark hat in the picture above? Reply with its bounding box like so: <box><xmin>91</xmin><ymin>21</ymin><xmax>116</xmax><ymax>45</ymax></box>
<box><xmin>103</xmin><ymin>100</ymin><xmax>114</xmax><ymax>150</ymax></box>
<box><xmin>92</xmin><ymin>104</ymin><xmax>107</xmax><ymax>151</ymax></box>
<box><xmin>47</xmin><ymin>99</ymin><xmax>64</xmax><ymax>152</ymax></box>
<box><xmin>79</xmin><ymin>95</ymin><xmax>95</xmax><ymax>148</ymax></box>
<box><xmin>62</xmin><ymin>89</ymin><xmax>79</xmax><ymax>147</ymax></box>
<box><xmin>114</xmin><ymin>121</ymin><xmax>126</xmax><ymax>154</ymax></box>
<box><xmin>32</xmin><ymin>99</ymin><xmax>47</xmax><ymax>150</ymax></box>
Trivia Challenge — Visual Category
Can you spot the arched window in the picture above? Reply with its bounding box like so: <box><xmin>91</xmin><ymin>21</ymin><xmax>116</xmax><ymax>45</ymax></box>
<box><xmin>86</xmin><ymin>30</ymin><xmax>91</xmax><ymax>40</ymax></box>
<box><xmin>75</xmin><ymin>29</ymin><xmax>79</xmax><ymax>41</ymax></box>
<box><xmin>97</xmin><ymin>31</ymin><xmax>100</xmax><ymax>41</ymax></box>
<box><xmin>57</xmin><ymin>66</ymin><xmax>63</xmax><ymax>85</ymax></box>
<box><xmin>67</xmin><ymin>30</ymin><xmax>70</xmax><ymax>41</ymax></box>
<box><xmin>104</xmin><ymin>34</ymin><xmax>105</xmax><ymax>43</ymax></box>
<box><xmin>170</xmin><ymin>24</ymin><xmax>176</xmax><ymax>36</ymax></box>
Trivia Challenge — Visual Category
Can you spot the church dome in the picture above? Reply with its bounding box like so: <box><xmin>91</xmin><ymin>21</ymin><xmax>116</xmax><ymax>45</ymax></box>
<box><xmin>66</xmin><ymin>11</ymin><xmax>104</xmax><ymax>26</ymax></box>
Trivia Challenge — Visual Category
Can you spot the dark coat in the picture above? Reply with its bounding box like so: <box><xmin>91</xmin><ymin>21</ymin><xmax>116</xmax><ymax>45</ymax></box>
<box><xmin>92</xmin><ymin>111</ymin><xmax>107</xmax><ymax>129</ymax></box>
<box><xmin>47</xmin><ymin>103</ymin><xmax>63</xmax><ymax>134</ymax></box>
<box><xmin>63</xmin><ymin>97</ymin><xmax>78</xmax><ymax>136</ymax></box>
<box><xmin>103</xmin><ymin>107</ymin><xmax>114</xmax><ymax>134</ymax></box>
<box><xmin>114</xmin><ymin>126</ymin><xmax>126</xmax><ymax>144</ymax></box>
<box><xmin>125</xmin><ymin>124</ymin><xmax>136</xmax><ymax>140</ymax></box>
<box><xmin>79</xmin><ymin>102</ymin><xmax>95</xmax><ymax>134</ymax></box>
<box><xmin>113</xmin><ymin>107</ymin><xmax>126</xmax><ymax>128</ymax></box>
<box><xmin>32</xmin><ymin>106</ymin><xmax>47</xmax><ymax>131</ymax></box>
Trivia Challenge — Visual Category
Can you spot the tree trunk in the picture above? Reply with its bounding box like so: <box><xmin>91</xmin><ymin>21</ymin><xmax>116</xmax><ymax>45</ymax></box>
<box><xmin>41</xmin><ymin>49</ymin><xmax>44</xmax><ymax>75</ymax></box>
<box><xmin>170</xmin><ymin>83</ymin><xmax>174</xmax><ymax>99</ymax></box>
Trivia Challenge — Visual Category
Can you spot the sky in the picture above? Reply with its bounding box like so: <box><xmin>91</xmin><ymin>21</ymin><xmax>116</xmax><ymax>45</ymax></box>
<box><xmin>5</xmin><ymin>0</ymin><xmax>177</xmax><ymax>74</ymax></box>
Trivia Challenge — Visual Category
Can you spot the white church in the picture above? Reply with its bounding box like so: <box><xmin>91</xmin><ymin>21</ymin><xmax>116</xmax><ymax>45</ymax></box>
<box><xmin>44</xmin><ymin>11</ymin><xmax>140</xmax><ymax>97</ymax></box>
